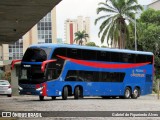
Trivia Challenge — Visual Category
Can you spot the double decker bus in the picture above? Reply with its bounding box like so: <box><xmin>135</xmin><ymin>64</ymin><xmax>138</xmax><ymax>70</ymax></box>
<box><xmin>12</xmin><ymin>44</ymin><xmax>154</xmax><ymax>100</ymax></box>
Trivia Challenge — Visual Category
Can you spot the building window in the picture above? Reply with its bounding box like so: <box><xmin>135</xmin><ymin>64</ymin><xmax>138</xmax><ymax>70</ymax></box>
<box><xmin>37</xmin><ymin>12</ymin><xmax>52</xmax><ymax>43</ymax></box>
<box><xmin>9</xmin><ymin>39</ymin><xmax>23</xmax><ymax>60</ymax></box>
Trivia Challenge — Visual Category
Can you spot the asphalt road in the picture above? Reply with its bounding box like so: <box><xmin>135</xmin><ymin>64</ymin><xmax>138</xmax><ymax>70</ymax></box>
<box><xmin>0</xmin><ymin>94</ymin><xmax>160</xmax><ymax>120</ymax></box>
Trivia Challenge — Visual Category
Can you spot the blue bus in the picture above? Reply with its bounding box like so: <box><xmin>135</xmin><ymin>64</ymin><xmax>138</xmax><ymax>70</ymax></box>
<box><xmin>13</xmin><ymin>44</ymin><xmax>154</xmax><ymax>100</ymax></box>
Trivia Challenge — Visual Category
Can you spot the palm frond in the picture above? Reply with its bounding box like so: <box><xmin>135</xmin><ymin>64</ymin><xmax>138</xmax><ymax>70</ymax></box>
<box><xmin>97</xmin><ymin>7</ymin><xmax>118</xmax><ymax>14</ymax></box>
<box><xmin>95</xmin><ymin>15</ymin><xmax>111</xmax><ymax>25</ymax></box>
<box><xmin>98</xmin><ymin>17</ymin><xmax>113</xmax><ymax>37</ymax></box>
<box><xmin>125</xmin><ymin>5</ymin><xmax>143</xmax><ymax>12</ymax></box>
<box><xmin>98</xmin><ymin>2</ymin><xmax>118</xmax><ymax>12</ymax></box>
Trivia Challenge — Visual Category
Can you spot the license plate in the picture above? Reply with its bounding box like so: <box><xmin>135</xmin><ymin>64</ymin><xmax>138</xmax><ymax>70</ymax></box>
<box><xmin>26</xmin><ymin>92</ymin><xmax>31</xmax><ymax>94</ymax></box>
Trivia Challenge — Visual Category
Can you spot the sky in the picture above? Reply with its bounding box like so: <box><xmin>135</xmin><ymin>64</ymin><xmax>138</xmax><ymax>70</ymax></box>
<box><xmin>56</xmin><ymin>0</ymin><xmax>152</xmax><ymax>46</ymax></box>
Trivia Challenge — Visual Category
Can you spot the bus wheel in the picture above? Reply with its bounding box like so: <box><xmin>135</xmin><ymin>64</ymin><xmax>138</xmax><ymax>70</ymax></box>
<box><xmin>101</xmin><ymin>96</ymin><xmax>110</xmax><ymax>99</ymax></box>
<box><xmin>131</xmin><ymin>87</ymin><xmax>140</xmax><ymax>99</ymax></box>
<box><xmin>74</xmin><ymin>86</ymin><xmax>82</xmax><ymax>99</ymax></box>
<box><xmin>124</xmin><ymin>87</ymin><xmax>131</xmax><ymax>99</ymax></box>
<box><xmin>51</xmin><ymin>96</ymin><xmax>56</xmax><ymax>100</ymax></box>
<box><xmin>62</xmin><ymin>86</ymin><xmax>68</xmax><ymax>100</ymax></box>
<box><xmin>39</xmin><ymin>96</ymin><xmax>44</xmax><ymax>101</ymax></box>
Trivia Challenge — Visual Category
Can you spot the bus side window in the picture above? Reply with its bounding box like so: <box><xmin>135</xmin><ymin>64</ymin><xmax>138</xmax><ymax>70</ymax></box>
<box><xmin>97</xmin><ymin>51</ymin><xmax>110</xmax><ymax>62</ymax></box>
<box><xmin>67</xmin><ymin>48</ymin><xmax>82</xmax><ymax>59</ymax></box>
<box><xmin>65</xmin><ymin>70</ymin><xmax>77</xmax><ymax>81</ymax></box>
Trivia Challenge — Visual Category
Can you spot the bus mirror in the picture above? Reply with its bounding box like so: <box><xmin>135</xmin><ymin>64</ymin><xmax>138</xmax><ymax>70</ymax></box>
<box><xmin>11</xmin><ymin>60</ymin><xmax>21</xmax><ymax>70</ymax></box>
<box><xmin>41</xmin><ymin>60</ymin><xmax>56</xmax><ymax>72</ymax></box>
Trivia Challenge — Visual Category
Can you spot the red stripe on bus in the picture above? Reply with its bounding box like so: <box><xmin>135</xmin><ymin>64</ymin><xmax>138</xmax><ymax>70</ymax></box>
<box><xmin>42</xmin><ymin>83</ymin><xmax>47</xmax><ymax>96</ymax></box>
<box><xmin>57</xmin><ymin>55</ymin><xmax>150</xmax><ymax>69</ymax></box>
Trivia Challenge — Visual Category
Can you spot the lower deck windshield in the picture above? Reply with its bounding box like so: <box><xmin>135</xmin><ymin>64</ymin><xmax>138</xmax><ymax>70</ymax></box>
<box><xmin>19</xmin><ymin>65</ymin><xmax>46</xmax><ymax>84</ymax></box>
<box><xmin>19</xmin><ymin>63</ymin><xmax>62</xmax><ymax>84</ymax></box>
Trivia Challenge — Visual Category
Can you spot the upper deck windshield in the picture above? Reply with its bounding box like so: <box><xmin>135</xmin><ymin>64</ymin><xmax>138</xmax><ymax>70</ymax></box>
<box><xmin>22</xmin><ymin>47</ymin><xmax>52</xmax><ymax>62</ymax></box>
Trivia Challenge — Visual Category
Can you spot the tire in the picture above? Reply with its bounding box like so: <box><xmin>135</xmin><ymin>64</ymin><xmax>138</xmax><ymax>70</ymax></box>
<box><xmin>62</xmin><ymin>86</ymin><xmax>68</xmax><ymax>100</ymax></box>
<box><xmin>39</xmin><ymin>96</ymin><xmax>44</xmax><ymax>101</ymax></box>
<box><xmin>112</xmin><ymin>96</ymin><xmax>117</xmax><ymax>99</ymax></box>
<box><xmin>7</xmin><ymin>94</ymin><xmax>12</xmax><ymax>97</ymax></box>
<box><xmin>51</xmin><ymin>96</ymin><xmax>56</xmax><ymax>100</ymax></box>
<box><xmin>131</xmin><ymin>87</ymin><xmax>140</xmax><ymax>99</ymax></box>
<box><xmin>74</xmin><ymin>86</ymin><xmax>82</xmax><ymax>99</ymax></box>
<box><xmin>124</xmin><ymin>87</ymin><xmax>131</xmax><ymax>99</ymax></box>
<box><xmin>101</xmin><ymin>96</ymin><xmax>110</xmax><ymax>99</ymax></box>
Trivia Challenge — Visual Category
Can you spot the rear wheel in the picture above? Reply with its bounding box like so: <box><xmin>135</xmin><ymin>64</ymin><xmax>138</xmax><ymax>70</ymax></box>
<box><xmin>101</xmin><ymin>96</ymin><xmax>110</xmax><ymax>99</ymax></box>
<box><xmin>74</xmin><ymin>86</ymin><xmax>83</xmax><ymax>99</ymax></box>
<box><xmin>39</xmin><ymin>96</ymin><xmax>44</xmax><ymax>101</ymax></box>
<box><xmin>124</xmin><ymin>87</ymin><xmax>131</xmax><ymax>99</ymax></box>
<box><xmin>131</xmin><ymin>87</ymin><xmax>140</xmax><ymax>99</ymax></box>
<box><xmin>62</xmin><ymin>86</ymin><xmax>68</xmax><ymax>100</ymax></box>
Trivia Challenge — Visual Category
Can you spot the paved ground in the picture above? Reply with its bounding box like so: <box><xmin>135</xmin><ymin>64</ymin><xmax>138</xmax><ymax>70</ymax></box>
<box><xmin>0</xmin><ymin>94</ymin><xmax>160</xmax><ymax>120</ymax></box>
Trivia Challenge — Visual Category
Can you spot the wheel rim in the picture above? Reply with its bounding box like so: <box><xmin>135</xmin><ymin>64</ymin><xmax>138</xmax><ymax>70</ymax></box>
<box><xmin>134</xmin><ymin>89</ymin><xmax>138</xmax><ymax>97</ymax></box>
<box><xmin>125</xmin><ymin>89</ymin><xmax>130</xmax><ymax>98</ymax></box>
<box><xmin>78</xmin><ymin>89</ymin><xmax>80</xmax><ymax>97</ymax></box>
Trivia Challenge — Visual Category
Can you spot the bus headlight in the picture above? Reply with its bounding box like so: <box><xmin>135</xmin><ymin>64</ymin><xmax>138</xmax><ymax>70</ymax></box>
<box><xmin>19</xmin><ymin>86</ymin><xmax>23</xmax><ymax>90</ymax></box>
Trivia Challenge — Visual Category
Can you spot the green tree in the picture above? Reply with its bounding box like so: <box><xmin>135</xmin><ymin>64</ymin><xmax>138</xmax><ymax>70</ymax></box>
<box><xmin>95</xmin><ymin>0</ymin><xmax>142</xmax><ymax>49</ymax></box>
<box><xmin>86</xmin><ymin>42</ymin><xmax>97</xmax><ymax>47</ymax></box>
<box><xmin>0</xmin><ymin>70</ymin><xmax>4</xmax><ymax>79</ymax></box>
<box><xmin>74</xmin><ymin>30</ymin><xmax>89</xmax><ymax>45</ymax></box>
<box><xmin>126</xmin><ymin>9</ymin><xmax>160</xmax><ymax>93</ymax></box>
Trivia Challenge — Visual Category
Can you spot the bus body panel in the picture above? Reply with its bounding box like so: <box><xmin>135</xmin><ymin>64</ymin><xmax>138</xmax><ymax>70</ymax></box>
<box><xmin>18</xmin><ymin>44</ymin><xmax>154</xmax><ymax>98</ymax></box>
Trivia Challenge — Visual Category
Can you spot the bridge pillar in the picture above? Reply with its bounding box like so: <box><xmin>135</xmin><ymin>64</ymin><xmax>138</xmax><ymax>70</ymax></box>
<box><xmin>11</xmin><ymin>64</ymin><xmax>20</xmax><ymax>96</ymax></box>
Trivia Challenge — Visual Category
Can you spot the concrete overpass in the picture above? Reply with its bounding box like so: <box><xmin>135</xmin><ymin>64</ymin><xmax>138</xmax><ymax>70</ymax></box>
<box><xmin>0</xmin><ymin>0</ymin><xmax>61</xmax><ymax>44</ymax></box>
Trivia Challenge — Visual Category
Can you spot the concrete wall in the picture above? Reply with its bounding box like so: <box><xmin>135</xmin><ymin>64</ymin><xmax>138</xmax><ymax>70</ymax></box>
<box><xmin>2</xmin><ymin>44</ymin><xmax>9</xmax><ymax>60</ymax></box>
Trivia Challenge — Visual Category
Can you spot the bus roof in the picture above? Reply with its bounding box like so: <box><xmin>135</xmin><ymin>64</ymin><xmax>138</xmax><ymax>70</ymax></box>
<box><xmin>30</xmin><ymin>43</ymin><xmax>153</xmax><ymax>56</ymax></box>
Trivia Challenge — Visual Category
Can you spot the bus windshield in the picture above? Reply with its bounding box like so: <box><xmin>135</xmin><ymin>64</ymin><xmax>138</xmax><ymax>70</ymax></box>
<box><xmin>19</xmin><ymin>65</ymin><xmax>46</xmax><ymax>84</ymax></box>
<box><xmin>22</xmin><ymin>47</ymin><xmax>52</xmax><ymax>62</ymax></box>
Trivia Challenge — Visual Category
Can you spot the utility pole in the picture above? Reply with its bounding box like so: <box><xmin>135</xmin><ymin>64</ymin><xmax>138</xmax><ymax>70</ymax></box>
<box><xmin>135</xmin><ymin>13</ymin><xmax>137</xmax><ymax>51</ymax></box>
<box><xmin>158</xmin><ymin>79</ymin><xmax>160</xmax><ymax>99</ymax></box>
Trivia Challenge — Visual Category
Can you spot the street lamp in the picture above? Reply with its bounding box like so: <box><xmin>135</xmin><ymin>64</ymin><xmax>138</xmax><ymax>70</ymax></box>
<box><xmin>135</xmin><ymin>12</ymin><xmax>137</xmax><ymax>51</ymax></box>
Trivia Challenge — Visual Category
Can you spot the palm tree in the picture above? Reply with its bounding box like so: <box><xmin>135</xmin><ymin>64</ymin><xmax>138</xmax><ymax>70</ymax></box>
<box><xmin>95</xmin><ymin>0</ymin><xmax>142</xmax><ymax>49</ymax></box>
<box><xmin>74</xmin><ymin>30</ymin><xmax>89</xmax><ymax>45</ymax></box>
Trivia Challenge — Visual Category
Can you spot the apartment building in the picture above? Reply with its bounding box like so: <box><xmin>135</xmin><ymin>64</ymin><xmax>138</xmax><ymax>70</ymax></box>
<box><xmin>64</xmin><ymin>16</ymin><xmax>90</xmax><ymax>45</ymax></box>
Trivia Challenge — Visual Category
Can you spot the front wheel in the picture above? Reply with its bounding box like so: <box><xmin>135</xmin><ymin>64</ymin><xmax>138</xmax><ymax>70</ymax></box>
<box><xmin>124</xmin><ymin>87</ymin><xmax>131</xmax><ymax>99</ymax></box>
<box><xmin>131</xmin><ymin>87</ymin><xmax>140</xmax><ymax>99</ymax></box>
<box><xmin>39</xmin><ymin>96</ymin><xmax>44</xmax><ymax>101</ymax></box>
<box><xmin>62</xmin><ymin>86</ymin><xmax>68</xmax><ymax>100</ymax></box>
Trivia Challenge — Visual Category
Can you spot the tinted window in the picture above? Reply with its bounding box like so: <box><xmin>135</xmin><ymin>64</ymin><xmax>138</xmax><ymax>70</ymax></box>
<box><xmin>82</xmin><ymin>50</ymin><xmax>97</xmax><ymax>60</ymax></box>
<box><xmin>65</xmin><ymin>70</ymin><xmax>84</xmax><ymax>81</ymax></box>
<box><xmin>67</xmin><ymin>48</ymin><xmax>82</xmax><ymax>59</ymax></box>
<box><xmin>110</xmin><ymin>52</ymin><xmax>120</xmax><ymax>62</ymax></box>
<box><xmin>136</xmin><ymin>54</ymin><xmax>146</xmax><ymax>63</ymax></box>
<box><xmin>146</xmin><ymin>55</ymin><xmax>153</xmax><ymax>64</ymax></box>
<box><xmin>136</xmin><ymin>54</ymin><xmax>153</xmax><ymax>64</ymax></box>
<box><xmin>97</xmin><ymin>51</ymin><xmax>110</xmax><ymax>62</ymax></box>
<box><xmin>22</xmin><ymin>48</ymin><xmax>52</xmax><ymax>62</ymax></box>
<box><xmin>100</xmin><ymin>72</ymin><xmax>125</xmax><ymax>82</ymax></box>
<box><xmin>65</xmin><ymin>70</ymin><xmax>125</xmax><ymax>82</ymax></box>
